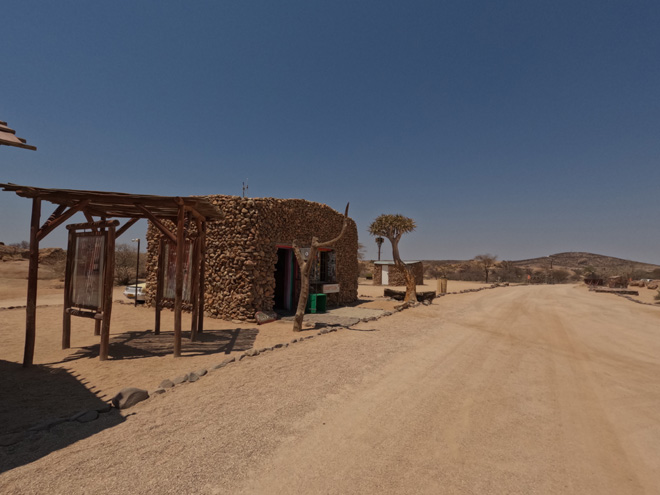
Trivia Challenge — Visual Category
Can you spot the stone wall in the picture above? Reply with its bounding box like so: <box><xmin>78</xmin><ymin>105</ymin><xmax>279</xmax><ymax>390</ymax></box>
<box><xmin>372</xmin><ymin>262</ymin><xmax>382</xmax><ymax>285</ymax></box>
<box><xmin>145</xmin><ymin>196</ymin><xmax>358</xmax><ymax>321</ymax></box>
<box><xmin>373</xmin><ymin>262</ymin><xmax>424</xmax><ymax>286</ymax></box>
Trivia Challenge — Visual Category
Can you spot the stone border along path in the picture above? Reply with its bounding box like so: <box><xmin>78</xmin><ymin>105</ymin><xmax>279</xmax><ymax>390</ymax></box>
<box><xmin>0</xmin><ymin>283</ymin><xmax>514</xmax><ymax>447</ymax></box>
<box><xmin>588</xmin><ymin>286</ymin><xmax>660</xmax><ymax>307</ymax></box>
<box><xmin>613</xmin><ymin>292</ymin><xmax>660</xmax><ymax>307</ymax></box>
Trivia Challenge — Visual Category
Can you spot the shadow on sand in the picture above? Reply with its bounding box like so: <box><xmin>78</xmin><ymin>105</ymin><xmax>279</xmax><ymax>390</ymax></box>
<box><xmin>49</xmin><ymin>327</ymin><xmax>260</xmax><ymax>363</ymax></box>
<box><xmin>0</xmin><ymin>328</ymin><xmax>259</xmax><ymax>473</ymax></box>
<box><xmin>0</xmin><ymin>359</ymin><xmax>125</xmax><ymax>474</ymax></box>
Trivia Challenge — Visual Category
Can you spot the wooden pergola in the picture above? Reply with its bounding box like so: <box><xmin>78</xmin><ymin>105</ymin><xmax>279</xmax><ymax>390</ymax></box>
<box><xmin>0</xmin><ymin>183</ymin><xmax>223</xmax><ymax>367</ymax></box>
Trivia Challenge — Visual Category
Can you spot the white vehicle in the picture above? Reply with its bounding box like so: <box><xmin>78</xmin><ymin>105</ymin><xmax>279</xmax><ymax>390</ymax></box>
<box><xmin>123</xmin><ymin>283</ymin><xmax>146</xmax><ymax>302</ymax></box>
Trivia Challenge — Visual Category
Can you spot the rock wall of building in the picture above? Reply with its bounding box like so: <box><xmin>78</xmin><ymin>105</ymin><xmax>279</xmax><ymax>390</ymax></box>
<box><xmin>373</xmin><ymin>262</ymin><xmax>424</xmax><ymax>286</ymax></box>
<box><xmin>146</xmin><ymin>196</ymin><xmax>358</xmax><ymax>321</ymax></box>
<box><xmin>373</xmin><ymin>262</ymin><xmax>382</xmax><ymax>285</ymax></box>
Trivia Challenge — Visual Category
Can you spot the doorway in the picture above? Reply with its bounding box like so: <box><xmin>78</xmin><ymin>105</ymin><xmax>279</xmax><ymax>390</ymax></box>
<box><xmin>274</xmin><ymin>248</ymin><xmax>300</xmax><ymax>312</ymax></box>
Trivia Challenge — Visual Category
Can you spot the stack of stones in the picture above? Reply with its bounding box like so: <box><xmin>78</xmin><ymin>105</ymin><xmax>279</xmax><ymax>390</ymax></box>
<box><xmin>145</xmin><ymin>196</ymin><xmax>358</xmax><ymax>321</ymax></box>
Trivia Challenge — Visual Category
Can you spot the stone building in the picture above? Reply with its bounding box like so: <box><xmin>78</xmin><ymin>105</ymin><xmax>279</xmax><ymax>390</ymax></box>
<box><xmin>372</xmin><ymin>261</ymin><xmax>424</xmax><ymax>286</ymax></box>
<box><xmin>145</xmin><ymin>196</ymin><xmax>358</xmax><ymax>321</ymax></box>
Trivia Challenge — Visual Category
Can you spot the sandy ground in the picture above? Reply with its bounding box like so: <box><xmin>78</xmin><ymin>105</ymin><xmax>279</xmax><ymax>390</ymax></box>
<box><xmin>1</xmin><ymin>265</ymin><xmax>660</xmax><ymax>493</ymax></box>
<box><xmin>0</xmin><ymin>271</ymin><xmax>489</xmax><ymax>418</ymax></box>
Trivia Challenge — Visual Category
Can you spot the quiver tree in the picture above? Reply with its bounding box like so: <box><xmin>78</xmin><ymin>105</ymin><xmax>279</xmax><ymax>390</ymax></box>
<box><xmin>375</xmin><ymin>236</ymin><xmax>384</xmax><ymax>261</ymax></box>
<box><xmin>291</xmin><ymin>203</ymin><xmax>350</xmax><ymax>332</ymax></box>
<box><xmin>368</xmin><ymin>214</ymin><xmax>417</xmax><ymax>303</ymax></box>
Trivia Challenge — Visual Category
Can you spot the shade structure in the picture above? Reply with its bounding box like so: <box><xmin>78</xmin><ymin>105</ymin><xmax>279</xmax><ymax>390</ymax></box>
<box><xmin>0</xmin><ymin>120</ymin><xmax>36</xmax><ymax>150</ymax></box>
<box><xmin>1</xmin><ymin>183</ymin><xmax>222</xmax><ymax>366</ymax></box>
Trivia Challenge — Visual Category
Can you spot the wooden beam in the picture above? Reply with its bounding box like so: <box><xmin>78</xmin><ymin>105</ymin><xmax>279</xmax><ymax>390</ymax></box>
<box><xmin>42</xmin><ymin>204</ymin><xmax>66</xmax><ymax>229</ymax></box>
<box><xmin>173</xmin><ymin>203</ymin><xmax>185</xmax><ymax>357</ymax></box>
<box><xmin>185</xmin><ymin>205</ymin><xmax>205</xmax><ymax>223</ymax></box>
<box><xmin>83</xmin><ymin>211</ymin><xmax>98</xmax><ymax>233</ymax></box>
<box><xmin>136</xmin><ymin>204</ymin><xmax>177</xmax><ymax>244</ymax></box>
<box><xmin>37</xmin><ymin>199</ymin><xmax>90</xmax><ymax>242</ymax></box>
<box><xmin>0</xmin><ymin>182</ymin><xmax>223</xmax><ymax>220</ymax></box>
<box><xmin>23</xmin><ymin>198</ymin><xmax>41</xmax><ymax>367</ymax></box>
<box><xmin>66</xmin><ymin>308</ymin><xmax>103</xmax><ymax>320</ymax></box>
<box><xmin>115</xmin><ymin>217</ymin><xmax>139</xmax><ymax>238</ymax></box>
<box><xmin>100</xmin><ymin>227</ymin><xmax>116</xmax><ymax>361</ymax></box>
<box><xmin>66</xmin><ymin>220</ymin><xmax>119</xmax><ymax>231</ymax></box>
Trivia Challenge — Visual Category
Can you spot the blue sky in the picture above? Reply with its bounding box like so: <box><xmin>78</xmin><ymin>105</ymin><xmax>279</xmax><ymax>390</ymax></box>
<box><xmin>2</xmin><ymin>1</ymin><xmax>659</xmax><ymax>263</ymax></box>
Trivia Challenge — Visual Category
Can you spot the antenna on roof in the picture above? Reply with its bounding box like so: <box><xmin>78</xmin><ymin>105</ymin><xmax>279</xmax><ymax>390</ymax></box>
<box><xmin>242</xmin><ymin>179</ymin><xmax>248</xmax><ymax>198</ymax></box>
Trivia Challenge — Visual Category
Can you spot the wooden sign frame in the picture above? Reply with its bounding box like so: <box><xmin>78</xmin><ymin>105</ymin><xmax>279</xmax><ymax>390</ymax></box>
<box><xmin>62</xmin><ymin>220</ymin><xmax>117</xmax><ymax>360</ymax></box>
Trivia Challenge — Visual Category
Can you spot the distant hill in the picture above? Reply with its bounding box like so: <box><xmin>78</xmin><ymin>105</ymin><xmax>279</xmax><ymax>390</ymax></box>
<box><xmin>0</xmin><ymin>245</ymin><xmax>66</xmax><ymax>265</ymax></box>
<box><xmin>419</xmin><ymin>252</ymin><xmax>660</xmax><ymax>282</ymax></box>
<box><xmin>507</xmin><ymin>252</ymin><xmax>660</xmax><ymax>274</ymax></box>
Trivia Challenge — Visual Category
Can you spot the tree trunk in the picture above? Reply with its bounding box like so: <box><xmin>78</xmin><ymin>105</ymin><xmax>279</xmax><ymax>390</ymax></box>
<box><xmin>390</xmin><ymin>237</ymin><xmax>417</xmax><ymax>303</ymax></box>
<box><xmin>292</xmin><ymin>243</ymin><xmax>317</xmax><ymax>332</ymax></box>
<box><xmin>291</xmin><ymin>204</ymin><xmax>350</xmax><ymax>332</ymax></box>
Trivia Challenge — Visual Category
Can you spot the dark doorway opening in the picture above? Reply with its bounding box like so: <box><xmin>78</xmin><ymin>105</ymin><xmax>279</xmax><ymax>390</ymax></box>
<box><xmin>274</xmin><ymin>248</ymin><xmax>300</xmax><ymax>313</ymax></box>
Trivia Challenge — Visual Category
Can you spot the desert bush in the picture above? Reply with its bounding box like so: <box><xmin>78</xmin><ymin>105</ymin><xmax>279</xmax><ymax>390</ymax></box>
<box><xmin>114</xmin><ymin>244</ymin><xmax>146</xmax><ymax>286</ymax></box>
<box><xmin>493</xmin><ymin>261</ymin><xmax>525</xmax><ymax>283</ymax></box>
<box><xmin>358</xmin><ymin>260</ymin><xmax>372</xmax><ymax>277</ymax></box>
<box><xmin>9</xmin><ymin>240</ymin><xmax>30</xmax><ymax>250</ymax></box>
<box><xmin>365</xmin><ymin>272</ymin><xmax>373</xmax><ymax>280</ymax></box>
<box><xmin>550</xmin><ymin>269</ymin><xmax>570</xmax><ymax>284</ymax></box>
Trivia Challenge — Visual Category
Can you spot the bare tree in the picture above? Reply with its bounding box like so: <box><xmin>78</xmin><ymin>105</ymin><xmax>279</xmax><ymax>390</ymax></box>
<box><xmin>368</xmin><ymin>214</ymin><xmax>417</xmax><ymax>303</ymax></box>
<box><xmin>114</xmin><ymin>243</ymin><xmax>146</xmax><ymax>285</ymax></box>
<box><xmin>357</xmin><ymin>242</ymin><xmax>366</xmax><ymax>261</ymax></box>
<box><xmin>291</xmin><ymin>204</ymin><xmax>350</xmax><ymax>332</ymax></box>
<box><xmin>473</xmin><ymin>254</ymin><xmax>497</xmax><ymax>283</ymax></box>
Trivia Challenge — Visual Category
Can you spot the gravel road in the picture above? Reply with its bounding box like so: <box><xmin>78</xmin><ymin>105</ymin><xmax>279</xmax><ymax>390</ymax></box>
<box><xmin>2</xmin><ymin>284</ymin><xmax>659</xmax><ymax>494</ymax></box>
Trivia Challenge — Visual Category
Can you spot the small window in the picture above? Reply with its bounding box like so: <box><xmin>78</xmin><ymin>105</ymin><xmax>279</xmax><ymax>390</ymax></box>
<box><xmin>310</xmin><ymin>250</ymin><xmax>336</xmax><ymax>283</ymax></box>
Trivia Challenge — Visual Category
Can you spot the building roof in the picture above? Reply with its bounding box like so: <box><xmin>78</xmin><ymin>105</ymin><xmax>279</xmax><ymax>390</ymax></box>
<box><xmin>0</xmin><ymin>183</ymin><xmax>223</xmax><ymax>220</ymax></box>
<box><xmin>0</xmin><ymin>120</ymin><xmax>36</xmax><ymax>150</ymax></box>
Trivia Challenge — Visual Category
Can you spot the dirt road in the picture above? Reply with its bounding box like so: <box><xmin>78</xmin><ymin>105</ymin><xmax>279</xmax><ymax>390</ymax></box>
<box><xmin>2</xmin><ymin>284</ymin><xmax>659</xmax><ymax>494</ymax></box>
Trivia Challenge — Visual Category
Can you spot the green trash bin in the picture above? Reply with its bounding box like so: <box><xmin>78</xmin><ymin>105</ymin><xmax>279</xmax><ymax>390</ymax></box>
<box><xmin>306</xmin><ymin>293</ymin><xmax>317</xmax><ymax>314</ymax></box>
<box><xmin>315</xmin><ymin>293</ymin><xmax>327</xmax><ymax>313</ymax></box>
<box><xmin>306</xmin><ymin>293</ymin><xmax>327</xmax><ymax>314</ymax></box>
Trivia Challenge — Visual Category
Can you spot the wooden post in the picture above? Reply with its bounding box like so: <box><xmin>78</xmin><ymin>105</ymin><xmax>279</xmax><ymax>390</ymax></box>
<box><xmin>23</xmin><ymin>198</ymin><xmax>41</xmax><ymax>367</ymax></box>
<box><xmin>154</xmin><ymin>238</ymin><xmax>164</xmax><ymax>335</ymax></box>
<box><xmin>173</xmin><ymin>202</ymin><xmax>185</xmax><ymax>357</ymax></box>
<box><xmin>189</xmin><ymin>227</ymin><xmax>201</xmax><ymax>341</ymax></box>
<box><xmin>99</xmin><ymin>226</ymin><xmax>116</xmax><ymax>361</ymax></box>
<box><xmin>62</xmin><ymin>229</ymin><xmax>75</xmax><ymax>349</ymax></box>
<box><xmin>198</xmin><ymin>221</ymin><xmax>206</xmax><ymax>334</ymax></box>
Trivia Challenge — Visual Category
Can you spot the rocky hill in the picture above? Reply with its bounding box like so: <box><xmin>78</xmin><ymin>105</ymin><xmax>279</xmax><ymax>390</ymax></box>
<box><xmin>0</xmin><ymin>245</ymin><xmax>66</xmax><ymax>265</ymax></box>
<box><xmin>420</xmin><ymin>252</ymin><xmax>660</xmax><ymax>282</ymax></box>
<box><xmin>508</xmin><ymin>252</ymin><xmax>660</xmax><ymax>275</ymax></box>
